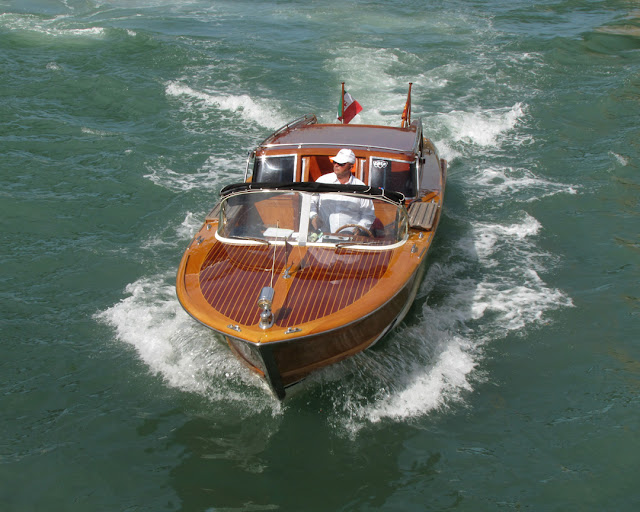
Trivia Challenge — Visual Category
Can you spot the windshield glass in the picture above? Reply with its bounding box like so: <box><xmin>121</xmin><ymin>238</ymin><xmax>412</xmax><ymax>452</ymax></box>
<box><xmin>369</xmin><ymin>157</ymin><xmax>416</xmax><ymax>198</ymax></box>
<box><xmin>252</xmin><ymin>155</ymin><xmax>296</xmax><ymax>182</ymax></box>
<box><xmin>218</xmin><ymin>190</ymin><xmax>406</xmax><ymax>247</ymax></box>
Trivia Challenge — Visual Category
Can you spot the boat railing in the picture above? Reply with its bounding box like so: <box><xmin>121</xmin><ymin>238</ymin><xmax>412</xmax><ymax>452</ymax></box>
<box><xmin>262</xmin><ymin>141</ymin><xmax>417</xmax><ymax>155</ymax></box>
<box><xmin>262</xmin><ymin>118</ymin><xmax>424</xmax><ymax>156</ymax></box>
<box><xmin>257</xmin><ymin>113</ymin><xmax>317</xmax><ymax>148</ymax></box>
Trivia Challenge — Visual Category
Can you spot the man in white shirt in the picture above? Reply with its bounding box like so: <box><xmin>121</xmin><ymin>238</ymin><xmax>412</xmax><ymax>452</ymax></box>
<box><xmin>310</xmin><ymin>149</ymin><xmax>375</xmax><ymax>235</ymax></box>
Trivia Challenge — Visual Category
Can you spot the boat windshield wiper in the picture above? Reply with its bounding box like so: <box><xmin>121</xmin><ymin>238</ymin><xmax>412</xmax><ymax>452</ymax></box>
<box><xmin>228</xmin><ymin>235</ymin><xmax>271</xmax><ymax>246</ymax></box>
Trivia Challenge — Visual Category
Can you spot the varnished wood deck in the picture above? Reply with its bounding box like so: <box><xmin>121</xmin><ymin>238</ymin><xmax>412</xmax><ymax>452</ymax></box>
<box><xmin>199</xmin><ymin>242</ymin><xmax>391</xmax><ymax>328</ymax></box>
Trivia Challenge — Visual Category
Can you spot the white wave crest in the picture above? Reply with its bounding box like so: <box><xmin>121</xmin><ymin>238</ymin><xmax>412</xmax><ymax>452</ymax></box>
<box><xmin>144</xmin><ymin>154</ymin><xmax>241</xmax><ymax>192</ymax></box>
<box><xmin>96</xmin><ymin>275</ymin><xmax>282</xmax><ymax>412</ymax></box>
<box><xmin>467</xmin><ymin>166</ymin><xmax>578</xmax><ymax>202</ymax></box>
<box><xmin>609</xmin><ymin>151</ymin><xmax>629</xmax><ymax>166</ymax></box>
<box><xmin>471</xmin><ymin>270</ymin><xmax>572</xmax><ymax>332</ymax></box>
<box><xmin>363</xmin><ymin>336</ymin><xmax>477</xmax><ymax>424</ymax></box>
<box><xmin>469</xmin><ymin>213</ymin><xmax>542</xmax><ymax>262</ymax></box>
<box><xmin>442</xmin><ymin>103</ymin><xmax>525</xmax><ymax>147</ymax></box>
<box><xmin>0</xmin><ymin>14</ymin><xmax>106</xmax><ymax>38</ymax></box>
<box><xmin>176</xmin><ymin>211</ymin><xmax>202</xmax><ymax>240</ymax></box>
<box><xmin>165</xmin><ymin>82</ymin><xmax>287</xmax><ymax>130</ymax></box>
<box><xmin>466</xmin><ymin>215</ymin><xmax>573</xmax><ymax>332</ymax></box>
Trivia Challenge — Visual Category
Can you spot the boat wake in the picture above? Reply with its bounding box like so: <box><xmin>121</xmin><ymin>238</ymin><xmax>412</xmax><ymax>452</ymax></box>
<box><xmin>0</xmin><ymin>12</ymin><xmax>107</xmax><ymax>39</ymax></box>
<box><xmin>96</xmin><ymin>47</ymin><xmax>576</xmax><ymax>433</ymax></box>
<box><xmin>297</xmin><ymin>211</ymin><xmax>572</xmax><ymax>435</ymax></box>
<box><xmin>467</xmin><ymin>166</ymin><xmax>579</xmax><ymax>203</ymax></box>
<box><xmin>96</xmin><ymin>194</ymin><xmax>572</xmax><ymax>436</ymax></box>
<box><xmin>143</xmin><ymin>155</ymin><xmax>241</xmax><ymax>194</ymax></box>
<box><xmin>165</xmin><ymin>82</ymin><xmax>289</xmax><ymax>132</ymax></box>
<box><xmin>95</xmin><ymin>275</ymin><xmax>284</xmax><ymax>416</ymax></box>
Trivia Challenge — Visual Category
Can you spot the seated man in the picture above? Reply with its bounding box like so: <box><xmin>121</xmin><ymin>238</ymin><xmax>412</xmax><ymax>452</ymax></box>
<box><xmin>310</xmin><ymin>149</ymin><xmax>375</xmax><ymax>236</ymax></box>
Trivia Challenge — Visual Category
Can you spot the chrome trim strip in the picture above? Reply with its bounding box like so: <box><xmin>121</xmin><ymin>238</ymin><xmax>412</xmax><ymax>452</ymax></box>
<box><xmin>263</xmin><ymin>142</ymin><xmax>415</xmax><ymax>154</ymax></box>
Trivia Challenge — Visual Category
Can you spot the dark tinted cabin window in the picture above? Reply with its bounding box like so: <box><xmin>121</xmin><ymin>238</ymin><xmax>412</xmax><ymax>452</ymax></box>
<box><xmin>369</xmin><ymin>158</ymin><xmax>416</xmax><ymax>197</ymax></box>
<box><xmin>253</xmin><ymin>156</ymin><xmax>295</xmax><ymax>182</ymax></box>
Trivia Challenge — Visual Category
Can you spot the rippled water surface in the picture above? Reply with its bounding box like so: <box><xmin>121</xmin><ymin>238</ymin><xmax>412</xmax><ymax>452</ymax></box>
<box><xmin>2</xmin><ymin>1</ymin><xmax>639</xmax><ymax>510</ymax></box>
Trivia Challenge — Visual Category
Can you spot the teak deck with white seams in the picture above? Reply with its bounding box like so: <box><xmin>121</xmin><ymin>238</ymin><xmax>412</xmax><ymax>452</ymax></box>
<box><xmin>200</xmin><ymin>244</ymin><xmax>391</xmax><ymax>327</ymax></box>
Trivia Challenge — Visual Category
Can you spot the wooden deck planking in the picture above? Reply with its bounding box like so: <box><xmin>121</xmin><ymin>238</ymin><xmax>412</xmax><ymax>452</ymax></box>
<box><xmin>198</xmin><ymin>242</ymin><xmax>392</xmax><ymax>328</ymax></box>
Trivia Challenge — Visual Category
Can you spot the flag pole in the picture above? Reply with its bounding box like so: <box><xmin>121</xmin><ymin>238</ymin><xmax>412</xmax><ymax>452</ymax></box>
<box><xmin>401</xmin><ymin>82</ymin><xmax>412</xmax><ymax>128</ymax></box>
<box><xmin>340</xmin><ymin>82</ymin><xmax>345</xmax><ymax>124</ymax></box>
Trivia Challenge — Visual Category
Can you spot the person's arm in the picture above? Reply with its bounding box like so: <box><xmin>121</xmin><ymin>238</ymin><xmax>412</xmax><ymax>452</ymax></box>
<box><xmin>358</xmin><ymin>198</ymin><xmax>375</xmax><ymax>229</ymax></box>
<box><xmin>309</xmin><ymin>195</ymin><xmax>323</xmax><ymax>230</ymax></box>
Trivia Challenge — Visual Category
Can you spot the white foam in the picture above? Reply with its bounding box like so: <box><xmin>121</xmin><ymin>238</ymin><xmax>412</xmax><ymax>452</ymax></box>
<box><xmin>81</xmin><ymin>126</ymin><xmax>113</xmax><ymax>137</ymax></box>
<box><xmin>323</xmin><ymin>46</ymin><xmax>448</xmax><ymax>126</ymax></box>
<box><xmin>65</xmin><ymin>27</ymin><xmax>105</xmax><ymax>37</ymax></box>
<box><xmin>176</xmin><ymin>211</ymin><xmax>202</xmax><ymax>239</ymax></box>
<box><xmin>318</xmin><ymin>263</ymin><xmax>482</xmax><ymax>434</ymax></box>
<box><xmin>165</xmin><ymin>82</ymin><xmax>288</xmax><ymax>130</ymax></box>
<box><xmin>469</xmin><ymin>213</ymin><xmax>542</xmax><ymax>262</ymax></box>
<box><xmin>143</xmin><ymin>154</ymin><xmax>241</xmax><ymax>192</ymax></box>
<box><xmin>467</xmin><ymin>166</ymin><xmax>579</xmax><ymax>202</ymax></box>
<box><xmin>96</xmin><ymin>275</ymin><xmax>282</xmax><ymax>413</ymax></box>
<box><xmin>441</xmin><ymin>103</ymin><xmax>526</xmax><ymax>147</ymax></box>
<box><xmin>471</xmin><ymin>271</ymin><xmax>572</xmax><ymax>333</ymax></box>
<box><xmin>464</xmin><ymin>214</ymin><xmax>573</xmax><ymax>333</ymax></box>
<box><xmin>327</xmin><ymin>47</ymin><xmax>400</xmax><ymax>96</ymax></box>
<box><xmin>364</xmin><ymin>336</ymin><xmax>477</xmax><ymax>423</ymax></box>
<box><xmin>0</xmin><ymin>13</ymin><xmax>106</xmax><ymax>38</ymax></box>
<box><xmin>610</xmin><ymin>151</ymin><xmax>629</xmax><ymax>166</ymax></box>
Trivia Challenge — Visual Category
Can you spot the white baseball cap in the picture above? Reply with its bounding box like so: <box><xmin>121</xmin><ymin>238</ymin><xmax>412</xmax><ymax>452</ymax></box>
<box><xmin>331</xmin><ymin>148</ymin><xmax>356</xmax><ymax>164</ymax></box>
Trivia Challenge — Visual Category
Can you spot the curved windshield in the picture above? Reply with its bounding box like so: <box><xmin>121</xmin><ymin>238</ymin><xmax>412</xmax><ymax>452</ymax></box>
<box><xmin>218</xmin><ymin>190</ymin><xmax>407</xmax><ymax>247</ymax></box>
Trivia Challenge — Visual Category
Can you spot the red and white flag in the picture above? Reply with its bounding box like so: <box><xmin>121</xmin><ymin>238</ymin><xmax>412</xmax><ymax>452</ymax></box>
<box><xmin>337</xmin><ymin>90</ymin><xmax>362</xmax><ymax>124</ymax></box>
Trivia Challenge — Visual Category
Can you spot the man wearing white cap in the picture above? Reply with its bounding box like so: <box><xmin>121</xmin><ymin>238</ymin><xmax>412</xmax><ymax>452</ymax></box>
<box><xmin>315</xmin><ymin>149</ymin><xmax>363</xmax><ymax>186</ymax></box>
<box><xmin>310</xmin><ymin>149</ymin><xmax>375</xmax><ymax>235</ymax></box>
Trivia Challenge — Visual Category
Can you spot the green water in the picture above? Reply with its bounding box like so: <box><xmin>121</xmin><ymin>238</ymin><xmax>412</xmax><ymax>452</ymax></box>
<box><xmin>1</xmin><ymin>1</ymin><xmax>639</xmax><ymax>510</ymax></box>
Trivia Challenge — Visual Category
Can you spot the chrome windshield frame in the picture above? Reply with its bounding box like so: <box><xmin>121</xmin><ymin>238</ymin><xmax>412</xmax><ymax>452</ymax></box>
<box><xmin>216</xmin><ymin>189</ymin><xmax>408</xmax><ymax>250</ymax></box>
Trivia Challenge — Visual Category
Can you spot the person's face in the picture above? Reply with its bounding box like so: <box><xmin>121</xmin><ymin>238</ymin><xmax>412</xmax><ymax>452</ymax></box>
<box><xmin>333</xmin><ymin>161</ymin><xmax>352</xmax><ymax>180</ymax></box>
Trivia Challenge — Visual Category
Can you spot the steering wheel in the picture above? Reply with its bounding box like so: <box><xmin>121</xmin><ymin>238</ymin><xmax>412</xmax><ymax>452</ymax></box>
<box><xmin>334</xmin><ymin>223</ymin><xmax>373</xmax><ymax>238</ymax></box>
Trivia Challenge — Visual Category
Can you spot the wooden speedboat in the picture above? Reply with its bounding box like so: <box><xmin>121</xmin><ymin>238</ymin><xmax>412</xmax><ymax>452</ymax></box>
<box><xmin>176</xmin><ymin>92</ymin><xmax>446</xmax><ymax>398</ymax></box>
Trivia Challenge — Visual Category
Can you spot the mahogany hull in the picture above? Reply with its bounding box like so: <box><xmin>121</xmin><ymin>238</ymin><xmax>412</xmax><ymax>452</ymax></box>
<box><xmin>176</xmin><ymin>114</ymin><xmax>446</xmax><ymax>399</ymax></box>
<box><xmin>224</xmin><ymin>260</ymin><xmax>425</xmax><ymax>398</ymax></box>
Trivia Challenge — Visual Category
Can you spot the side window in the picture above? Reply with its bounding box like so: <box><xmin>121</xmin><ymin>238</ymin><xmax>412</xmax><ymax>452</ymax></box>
<box><xmin>252</xmin><ymin>155</ymin><xmax>295</xmax><ymax>182</ymax></box>
<box><xmin>370</xmin><ymin>158</ymin><xmax>416</xmax><ymax>197</ymax></box>
<box><xmin>303</xmin><ymin>155</ymin><xmax>334</xmax><ymax>182</ymax></box>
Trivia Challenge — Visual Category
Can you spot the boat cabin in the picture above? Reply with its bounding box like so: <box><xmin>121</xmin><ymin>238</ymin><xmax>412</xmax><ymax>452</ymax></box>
<box><xmin>244</xmin><ymin>114</ymin><xmax>443</xmax><ymax>201</ymax></box>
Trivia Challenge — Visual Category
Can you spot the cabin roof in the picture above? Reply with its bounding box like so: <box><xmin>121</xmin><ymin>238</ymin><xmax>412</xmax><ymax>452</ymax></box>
<box><xmin>258</xmin><ymin>122</ymin><xmax>421</xmax><ymax>155</ymax></box>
